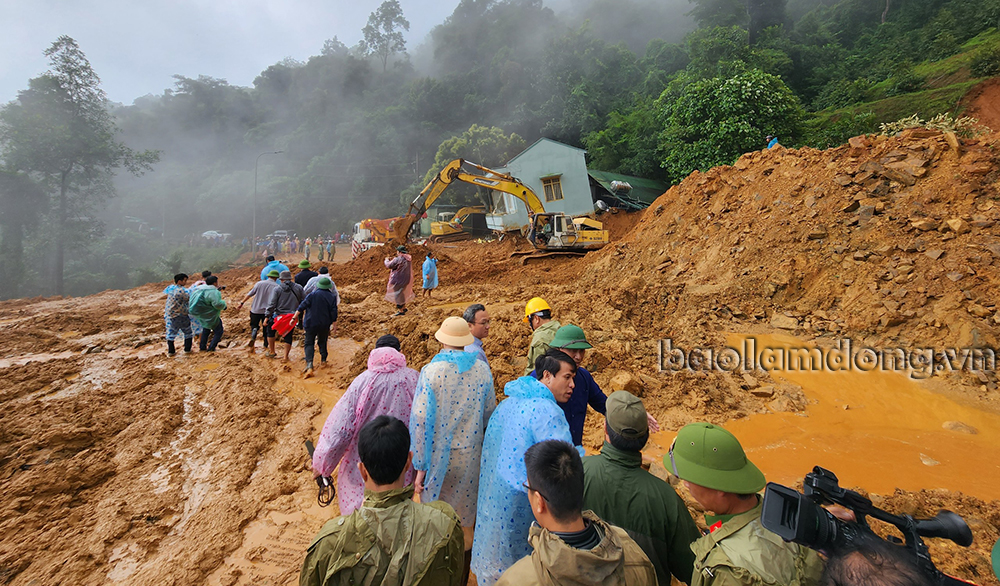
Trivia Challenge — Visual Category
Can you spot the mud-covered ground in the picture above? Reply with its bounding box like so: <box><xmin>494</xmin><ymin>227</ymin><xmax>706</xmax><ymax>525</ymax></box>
<box><xmin>3</xmin><ymin>114</ymin><xmax>1000</xmax><ymax>585</ymax></box>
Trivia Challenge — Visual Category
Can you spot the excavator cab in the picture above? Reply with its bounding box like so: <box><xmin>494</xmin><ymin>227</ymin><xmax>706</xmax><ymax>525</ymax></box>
<box><xmin>530</xmin><ymin>213</ymin><xmax>608</xmax><ymax>250</ymax></box>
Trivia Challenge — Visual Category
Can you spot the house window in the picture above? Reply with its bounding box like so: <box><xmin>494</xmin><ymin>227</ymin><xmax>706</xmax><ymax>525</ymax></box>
<box><xmin>542</xmin><ymin>176</ymin><xmax>564</xmax><ymax>202</ymax></box>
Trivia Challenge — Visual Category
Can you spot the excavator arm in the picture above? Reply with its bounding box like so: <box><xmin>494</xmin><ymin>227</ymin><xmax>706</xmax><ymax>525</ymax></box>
<box><xmin>392</xmin><ymin>158</ymin><xmax>546</xmax><ymax>241</ymax></box>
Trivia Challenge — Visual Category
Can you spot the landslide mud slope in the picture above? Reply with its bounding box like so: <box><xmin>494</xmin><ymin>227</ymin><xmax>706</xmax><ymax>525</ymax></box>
<box><xmin>1</xmin><ymin>128</ymin><xmax>999</xmax><ymax>585</ymax></box>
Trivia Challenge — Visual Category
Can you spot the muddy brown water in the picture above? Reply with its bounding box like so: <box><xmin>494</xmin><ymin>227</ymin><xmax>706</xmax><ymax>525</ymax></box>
<box><xmin>648</xmin><ymin>334</ymin><xmax>1000</xmax><ymax>501</ymax></box>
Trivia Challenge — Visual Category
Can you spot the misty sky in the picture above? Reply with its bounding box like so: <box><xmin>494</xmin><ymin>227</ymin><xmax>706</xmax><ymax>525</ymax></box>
<box><xmin>0</xmin><ymin>0</ymin><xmax>452</xmax><ymax>105</ymax></box>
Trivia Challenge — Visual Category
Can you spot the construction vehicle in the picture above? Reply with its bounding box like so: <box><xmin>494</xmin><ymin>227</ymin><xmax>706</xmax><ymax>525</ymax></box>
<box><xmin>352</xmin><ymin>217</ymin><xmax>401</xmax><ymax>259</ymax></box>
<box><xmin>393</xmin><ymin>159</ymin><xmax>609</xmax><ymax>262</ymax></box>
<box><xmin>429</xmin><ymin>206</ymin><xmax>488</xmax><ymax>242</ymax></box>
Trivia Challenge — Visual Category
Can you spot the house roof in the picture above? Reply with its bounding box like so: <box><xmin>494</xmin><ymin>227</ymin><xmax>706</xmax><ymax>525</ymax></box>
<box><xmin>506</xmin><ymin>137</ymin><xmax>587</xmax><ymax>166</ymax></box>
<box><xmin>587</xmin><ymin>169</ymin><xmax>668</xmax><ymax>205</ymax></box>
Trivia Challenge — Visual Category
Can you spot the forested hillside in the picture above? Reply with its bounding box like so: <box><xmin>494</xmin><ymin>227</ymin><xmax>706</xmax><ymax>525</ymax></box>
<box><xmin>2</xmin><ymin>0</ymin><xmax>999</xmax><ymax>298</ymax></box>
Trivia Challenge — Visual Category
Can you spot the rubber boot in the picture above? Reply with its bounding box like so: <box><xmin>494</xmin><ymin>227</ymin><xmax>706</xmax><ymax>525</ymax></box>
<box><xmin>167</xmin><ymin>340</ymin><xmax>176</xmax><ymax>356</ymax></box>
<box><xmin>249</xmin><ymin>327</ymin><xmax>259</xmax><ymax>346</ymax></box>
<box><xmin>183</xmin><ymin>337</ymin><xmax>193</xmax><ymax>353</ymax></box>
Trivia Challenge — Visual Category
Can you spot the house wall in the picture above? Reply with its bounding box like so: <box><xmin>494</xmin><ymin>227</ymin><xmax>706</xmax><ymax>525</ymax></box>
<box><xmin>486</xmin><ymin>139</ymin><xmax>594</xmax><ymax>231</ymax></box>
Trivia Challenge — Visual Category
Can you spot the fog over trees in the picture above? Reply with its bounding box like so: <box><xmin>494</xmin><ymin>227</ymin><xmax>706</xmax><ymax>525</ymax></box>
<box><xmin>1</xmin><ymin>0</ymin><xmax>998</xmax><ymax>298</ymax></box>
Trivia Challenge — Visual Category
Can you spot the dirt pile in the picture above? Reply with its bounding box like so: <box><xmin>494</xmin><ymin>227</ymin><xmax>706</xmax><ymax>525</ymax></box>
<box><xmin>1</xmin><ymin>126</ymin><xmax>999</xmax><ymax>585</ymax></box>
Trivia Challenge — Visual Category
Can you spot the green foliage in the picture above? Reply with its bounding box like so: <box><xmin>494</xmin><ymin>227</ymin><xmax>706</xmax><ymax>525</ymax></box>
<box><xmin>686</xmin><ymin>0</ymin><xmax>747</xmax><ymax>29</ymax></box>
<box><xmin>971</xmin><ymin>45</ymin><xmax>1000</xmax><ymax>77</ymax></box>
<box><xmin>879</xmin><ymin>113</ymin><xmax>987</xmax><ymax>138</ymax></box>
<box><xmin>0</xmin><ymin>36</ymin><xmax>159</xmax><ymax>296</ymax></box>
<box><xmin>583</xmin><ymin>98</ymin><xmax>665</xmax><ymax>180</ymax></box>
<box><xmin>686</xmin><ymin>26</ymin><xmax>750</xmax><ymax>77</ymax></box>
<box><xmin>659</xmin><ymin>69</ymin><xmax>805</xmax><ymax>183</ymax></box>
<box><xmin>360</xmin><ymin>0</ymin><xmax>410</xmax><ymax>72</ymax></box>
<box><xmin>803</xmin><ymin>111</ymin><xmax>877</xmax><ymax>149</ymax></box>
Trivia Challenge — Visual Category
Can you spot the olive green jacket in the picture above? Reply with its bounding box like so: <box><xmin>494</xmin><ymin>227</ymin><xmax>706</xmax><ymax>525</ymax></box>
<box><xmin>497</xmin><ymin>511</ymin><xmax>658</xmax><ymax>586</ymax></box>
<box><xmin>299</xmin><ymin>485</ymin><xmax>464</xmax><ymax>586</ymax></box>
<box><xmin>524</xmin><ymin>320</ymin><xmax>562</xmax><ymax>376</ymax></box>
<box><xmin>690</xmin><ymin>502</ymin><xmax>824</xmax><ymax>586</ymax></box>
<box><xmin>583</xmin><ymin>443</ymin><xmax>701</xmax><ymax>584</ymax></box>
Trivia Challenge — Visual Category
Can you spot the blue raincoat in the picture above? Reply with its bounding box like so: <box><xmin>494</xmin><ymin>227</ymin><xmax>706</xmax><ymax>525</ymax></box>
<box><xmin>470</xmin><ymin>376</ymin><xmax>581</xmax><ymax>586</ymax></box>
<box><xmin>422</xmin><ymin>256</ymin><xmax>438</xmax><ymax>289</ymax></box>
<box><xmin>409</xmin><ymin>349</ymin><xmax>495</xmax><ymax>526</ymax></box>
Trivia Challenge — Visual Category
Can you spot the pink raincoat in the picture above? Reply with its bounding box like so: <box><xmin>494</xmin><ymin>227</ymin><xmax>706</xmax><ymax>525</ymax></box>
<box><xmin>312</xmin><ymin>347</ymin><xmax>420</xmax><ymax>514</ymax></box>
<box><xmin>384</xmin><ymin>253</ymin><xmax>415</xmax><ymax>305</ymax></box>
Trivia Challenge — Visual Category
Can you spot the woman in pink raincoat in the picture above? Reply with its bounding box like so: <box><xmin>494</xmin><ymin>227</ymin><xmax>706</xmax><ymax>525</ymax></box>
<box><xmin>384</xmin><ymin>245</ymin><xmax>415</xmax><ymax>316</ymax></box>
<box><xmin>311</xmin><ymin>335</ymin><xmax>420</xmax><ymax>514</ymax></box>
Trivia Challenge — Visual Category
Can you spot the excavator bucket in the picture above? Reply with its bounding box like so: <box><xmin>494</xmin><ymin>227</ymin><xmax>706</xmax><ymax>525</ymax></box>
<box><xmin>391</xmin><ymin>214</ymin><xmax>418</xmax><ymax>246</ymax></box>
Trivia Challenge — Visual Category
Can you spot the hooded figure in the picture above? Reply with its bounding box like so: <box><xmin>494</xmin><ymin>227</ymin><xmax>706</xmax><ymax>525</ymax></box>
<box><xmin>470</xmin><ymin>376</ymin><xmax>582</xmax><ymax>586</ymax></box>
<box><xmin>385</xmin><ymin>246</ymin><xmax>415</xmax><ymax>315</ymax></box>
<box><xmin>312</xmin><ymin>346</ymin><xmax>420</xmax><ymax>514</ymax></box>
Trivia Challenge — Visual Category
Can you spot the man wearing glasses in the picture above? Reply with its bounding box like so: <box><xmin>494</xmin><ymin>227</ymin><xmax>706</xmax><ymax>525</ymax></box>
<box><xmin>463</xmin><ymin>303</ymin><xmax>490</xmax><ymax>364</ymax></box>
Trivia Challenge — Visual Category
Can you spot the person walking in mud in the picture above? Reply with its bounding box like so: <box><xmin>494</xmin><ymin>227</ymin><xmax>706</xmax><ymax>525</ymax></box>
<box><xmin>384</xmin><ymin>246</ymin><xmax>414</xmax><ymax>316</ymax></box>
<box><xmin>422</xmin><ymin>250</ymin><xmax>438</xmax><ymax>298</ymax></box>
<box><xmin>189</xmin><ymin>275</ymin><xmax>227</xmax><ymax>352</ymax></box>
<box><xmin>410</xmin><ymin>317</ymin><xmax>496</xmax><ymax>585</ymax></box>
<box><xmin>294</xmin><ymin>259</ymin><xmax>317</xmax><ymax>287</ymax></box>
<box><xmin>238</xmin><ymin>269</ymin><xmax>279</xmax><ymax>353</ymax></box>
<box><xmin>265</xmin><ymin>270</ymin><xmax>304</xmax><ymax>362</ymax></box>
<box><xmin>163</xmin><ymin>273</ymin><xmax>194</xmax><ymax>356</ymax></box>
<box><xmin>311</xmin><ymin>335</ymin><xmax>419</xmax><ymax>514</ymax></box>
<box><xmin>293</xmin><ymin>277</ymin><xmax>338</xmax><ymax>377</ymax></box>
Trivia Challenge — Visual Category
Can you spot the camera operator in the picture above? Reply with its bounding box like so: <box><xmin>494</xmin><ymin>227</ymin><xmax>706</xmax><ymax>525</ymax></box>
<box><xmin>667</xmin><ymin>422</ymin><xmax>825</xmax><ymax>586</ymax></box>
<box><xmin>822</xmin><ymin>530</ymin><xmax>936</xmax><ymax>586</ymax></box>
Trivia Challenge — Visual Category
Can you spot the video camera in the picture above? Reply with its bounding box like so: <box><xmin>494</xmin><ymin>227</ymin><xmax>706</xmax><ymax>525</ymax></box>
<box><xmin>762</xmin><ymin>467</ymin><xmax>974</xmax><ymax>586</ymax></box>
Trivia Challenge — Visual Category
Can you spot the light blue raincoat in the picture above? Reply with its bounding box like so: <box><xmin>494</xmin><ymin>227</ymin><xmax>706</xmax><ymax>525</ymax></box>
<box><xmin>409</xmin><ymin>349</ymin><xmax>495</xmax><ymax>526</ymax></box>
<box><xmin>422</xmin><ymin>256</ymin><xmax>438</xmax><ymax>289</ymax></box>
<box><xmin>470</xmin><ymin>376</ymin><xmax>582</xmax><ymax>586</ymax></box>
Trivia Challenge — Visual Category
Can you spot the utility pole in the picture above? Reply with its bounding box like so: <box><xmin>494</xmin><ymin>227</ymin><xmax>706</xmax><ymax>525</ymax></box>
<box><xmin>254</xmin><ymin>150</ymin><xmax>284</xmax><ymax>259</ymax></box>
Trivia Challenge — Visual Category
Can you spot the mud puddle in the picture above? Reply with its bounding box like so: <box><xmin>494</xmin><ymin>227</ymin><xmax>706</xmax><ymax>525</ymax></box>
<box><xmin>649</xmin><ymin>334</ymin><xmax>1000</xmax><ymax>500</ymax></box>
<box><xmin>207</xmin><ymin>336</ymin><xmax>361</xmax><ymax>586</ymax></box>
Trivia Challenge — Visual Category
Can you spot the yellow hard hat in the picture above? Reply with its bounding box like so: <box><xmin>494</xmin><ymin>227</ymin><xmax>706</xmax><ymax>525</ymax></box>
<box><xmin>523</xmin><ymin>297</ymin><xmax>551</xmax><ymax>322</ymax></box>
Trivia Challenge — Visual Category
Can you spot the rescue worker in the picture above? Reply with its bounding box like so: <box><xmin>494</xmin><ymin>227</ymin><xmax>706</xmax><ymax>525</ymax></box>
<box><xmin>409</xmin><ymin>316</ymin><xmax>495</xmax><ymax>585</ymax></box>
<box><xmin>163</xmin><ymin>273</ymin><xmax>194</xmax><ymax>356</ymax></box>
<box><xmin>312</xmin><ymin>336</ymin><xmax>419</xmax><ymax>515</ymax></box>
<box><xmin>188</xmin><ymin>275</ymin><xmax>227</xmax><ymax>352</ymax></box>
<box><xmin>666</xmin><ymin>422</ymin><xmax>825</xmax><ymax>586</ymax></box>
<box><xmin>238</xmin><ymin>269</ymin><xmax>278</xmax><ymax>353</ymax></box>
<box><xmin>583</xmin><ymin>391</ymin><xmax>700</xmax><ymax>584</ymax></box>
<box><xmin>293</xmin><ymin>277</ymin><xmax>338</xmax><ymax>377</ymax></box>
<box><xmin>265</xmin><ymin>270</ymin><xmax>304</xmax><ymax>362</ymax></box>
<box><xmin>498</xmin><ymin>439</ymin><xmax>657</xmax><ymax>586</ymax></box>
<box><xmin>385</xmin><ymin>246</ymin><xmax>414</xmax><ymax>316</ymax></box>
<box><xmin>295</xmin><ymin>259</ymin><xmax>317</xmax><ymax>287</ymax></box>
<box><xmin>522</xmin><ymin>297</ymin><xmax>561</xmax><ymax>376</ymax></box>
<box><xmin>471</xmin><ymin>349</ymin><xmax>580</xmax><ymax>586</ymax></box>
<box><xmin>260</xmin><ymin>255</ymin><xmax>289</xmax><ymax>281</ymax></box>
<box><xmin>300</xmin><ymin>416</ymin><xmax>464</xmax><ymax>586</ymax></box>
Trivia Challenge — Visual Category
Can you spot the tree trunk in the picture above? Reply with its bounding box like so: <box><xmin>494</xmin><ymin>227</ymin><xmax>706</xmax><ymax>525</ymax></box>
<box><xmin>0</xmin><ymin>221</ymin><xmax>25</xmax><ymax>300</ymax></box>
<box><xmin>882</xmin><ymin>0</ymin><xmax>891</xmax><ymax>23</ymax></box>
<box><xmin>55</xmin><ymin>170</ymin><xmax>69</xmax><ymax>297</ymax></box>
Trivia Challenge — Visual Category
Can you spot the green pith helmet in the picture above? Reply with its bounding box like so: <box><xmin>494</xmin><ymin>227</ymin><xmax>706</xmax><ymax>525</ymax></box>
<box><xmin>550</xmin><ymin>324</ymin><xmax>592</xmax><ymax>350</ymax></box>
<box><xmin>666</xmin><ymin>422</ymin><xmax>765</xmax><ymax>494</ymax></box>
<box><xmin>317</xmin><ymin>277</ymin><xmax>332</xmax><ymax>290</ymax></box>
<box><xmin>298</xmin><ymin>259</ymin><xmax>312</xmax><ymax>268</ymax></box>
<box><xmin>267</xmin><ymin>269</ymin><xmax>280</xmax><ymax>278</ymax></box>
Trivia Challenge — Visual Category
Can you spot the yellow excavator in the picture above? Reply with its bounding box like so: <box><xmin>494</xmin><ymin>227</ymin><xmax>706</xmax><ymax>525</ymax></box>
<box><xmin>393</xmin><ymin>159</ymin><xmax>609</xmax><ymax>262</ymax></box>
<box><xmin>429</xmin><ymin>205</ymin><xmax>488</xmax><ymax>242</ymax></box>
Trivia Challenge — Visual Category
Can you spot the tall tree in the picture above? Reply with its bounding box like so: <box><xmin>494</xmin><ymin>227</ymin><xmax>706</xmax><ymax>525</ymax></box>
<box><xmin>360</xmin><ymin>0</ymin><xmax>410</xmax><ymax>72</ymax></box>
<box><xmin>0</xmin><ymin>170</ymin><xmax>46</xmax><ymax>299</ymax></box>
<box><xmin>0</xmin><ymin>36</ymin><xmax>158</xmax><ymax>295</ymax></box>
<box><xmin>687</xmin><ymin>0</ymin><xmax>748</xmax><ymax>28</ymax></box>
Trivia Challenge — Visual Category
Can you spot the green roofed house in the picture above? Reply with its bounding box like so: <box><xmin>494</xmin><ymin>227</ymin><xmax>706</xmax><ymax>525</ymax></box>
<box><xmin>485</xmin><ymin>137</ymin><xmax>666</xmax><ymax>232</ymax></box>
<box><xmin>587</xmin><ymin>169</ymin><xmax>667</xmax><ymax>211</ymax></box>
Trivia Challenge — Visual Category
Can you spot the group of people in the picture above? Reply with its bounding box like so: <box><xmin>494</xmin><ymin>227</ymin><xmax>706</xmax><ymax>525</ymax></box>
<box><xmin>162</xmin><ymin>257</ymin><xmax>341</xmax><ymax>378</ymax></box>
<box><xmin>301</xmin><ymin>299</ymin><xmax>826</xmax><ymax>586</ymax></box>
<box><xmin>256</xmin><ymin>234</ymin><xmax>344</xmax><ymax>260</ymax></box>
